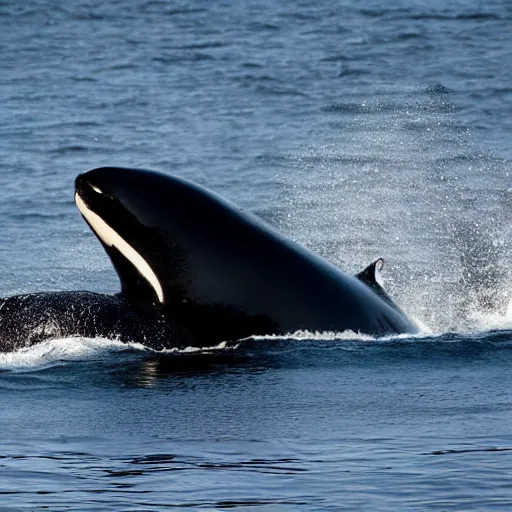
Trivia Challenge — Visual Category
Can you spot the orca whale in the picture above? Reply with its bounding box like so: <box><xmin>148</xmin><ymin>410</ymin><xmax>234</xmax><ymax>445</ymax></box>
<box><xmin>0</xmin><ymin>167</ymin><xmax>418</xmax><ymax>352</ymax></box>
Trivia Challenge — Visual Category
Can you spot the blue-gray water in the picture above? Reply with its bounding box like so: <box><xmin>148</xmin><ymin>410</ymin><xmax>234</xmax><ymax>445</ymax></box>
<box><xmin>1</xmin><ymin>0</ymin><xmax>512</xmax><ymax>510</ymax></box>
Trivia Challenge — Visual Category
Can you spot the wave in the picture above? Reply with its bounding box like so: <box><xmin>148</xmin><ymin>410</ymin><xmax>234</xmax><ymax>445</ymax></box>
<box><xmin>0</xmin><ymin>337</ymin><xmax>238</xmax><ymax>373</ymax></box>
<box><xmin>2</xmin><ymin>324</ymin><xmax>512</xmax><ymax>374</ymax></box>
<box><xmin>2</xmin><ymin>295</ymin><xmax>512</xmax><ymax>373</ymax></box>
<box><xmin>0</xmin><ymin>337</ymin><xmax>143</xmax><ymax>373</ymax></box>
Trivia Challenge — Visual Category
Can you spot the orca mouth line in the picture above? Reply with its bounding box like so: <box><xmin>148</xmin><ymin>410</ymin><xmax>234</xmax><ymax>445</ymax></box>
<box><xmin>75</xmin><ymin>192</ymin><xmax>165</xmax><ymax>304</ymax></box>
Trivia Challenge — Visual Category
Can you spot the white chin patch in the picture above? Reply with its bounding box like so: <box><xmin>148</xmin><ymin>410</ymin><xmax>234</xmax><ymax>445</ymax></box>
<box><xmin>75</xmin><ymin>192</ymin><xmax>164</xmax><ymax>304</ymax></box>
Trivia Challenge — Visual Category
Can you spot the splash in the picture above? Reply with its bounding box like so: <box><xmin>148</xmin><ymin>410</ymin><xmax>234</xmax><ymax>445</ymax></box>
<box><xmin>277</xmin><ymin>87</ymin><xmax>512</xmax><ymax>334</ymax></box>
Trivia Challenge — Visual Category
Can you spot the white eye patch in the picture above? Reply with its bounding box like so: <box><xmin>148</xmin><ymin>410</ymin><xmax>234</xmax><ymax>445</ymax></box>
<box><xmin>75</xmin><ymin>192</ymin><xmax>164</xmax><ymax>304</ymax></box>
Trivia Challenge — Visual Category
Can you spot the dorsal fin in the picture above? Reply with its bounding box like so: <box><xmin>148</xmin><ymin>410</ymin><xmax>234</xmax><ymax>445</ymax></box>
<box><xmin>355</xmin><ymin>259</ymin><xmax>409</xmax><ymax>319</ymax></box>
<box><xmin>355</xmin><ymin>258</ymin><xmax>400</xmax><ymax>311</ymax></box>
<box><xmin>356</xmin><ymin>258</ymin><xmax>385</xmax><ymax>289</ymax></box>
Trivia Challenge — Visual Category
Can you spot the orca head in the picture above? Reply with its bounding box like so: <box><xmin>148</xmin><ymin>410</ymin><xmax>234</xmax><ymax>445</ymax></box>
<box><xmin>74</xmin><ymin>167</ymin><xmax>420</xmax><ymax>339</ymax></box>
<box><xmin>75</xmin><ymin>167</ymin><xmax>258</xmax><ymax>315</ymax></box>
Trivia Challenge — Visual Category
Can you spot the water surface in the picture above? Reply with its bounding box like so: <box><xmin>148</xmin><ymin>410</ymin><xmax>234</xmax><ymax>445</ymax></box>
<box><xmin>1</xmin><ymin>0</ymin><xmax>511</xmax><ymax>509</ymax></box>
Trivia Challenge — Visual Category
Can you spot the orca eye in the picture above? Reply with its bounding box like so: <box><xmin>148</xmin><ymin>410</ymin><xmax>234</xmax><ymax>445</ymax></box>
<box><xmin>91</xmin><ymin>185</ymin><xmax>103</xmax><ymax>195</ymax></box>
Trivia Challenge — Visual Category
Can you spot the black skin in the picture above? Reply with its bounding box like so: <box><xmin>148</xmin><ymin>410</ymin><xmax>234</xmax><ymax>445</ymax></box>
<box><xmin>355</xmin><ymin>258</ymin><xmax>405</xmax><ymax>312</ymax></box>
<box><xmin>0</xmin><ymin>167</ymin><xmax>418</xmax><ymax>353</ymax></box>
<box><xmin>0</xmin><ymin>292</ymin><xmax>174</xmax><ymax>353</ymax></box>
<box><xmin>0</xmin><ymin>260</ymin><xmax>402</xmax><ymax>352</ymax></box>
<box><xmin>0</xmin><ymin>291</ymin><xmax>277</xmax><ymax>353</ymax></box>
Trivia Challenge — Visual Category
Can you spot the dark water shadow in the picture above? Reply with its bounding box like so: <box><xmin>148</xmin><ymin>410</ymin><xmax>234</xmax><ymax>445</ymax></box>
<box><xmin>2</xmin><ymin>330</ymin><xmax>512</xmax><ymax>389</ymax></box>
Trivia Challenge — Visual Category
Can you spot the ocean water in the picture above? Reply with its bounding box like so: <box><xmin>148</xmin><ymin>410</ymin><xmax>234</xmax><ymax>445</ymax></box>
<box><xmin>1</xmin><ymin>0</ymin><xmax>511</xmax><ymax>510</ymax></box>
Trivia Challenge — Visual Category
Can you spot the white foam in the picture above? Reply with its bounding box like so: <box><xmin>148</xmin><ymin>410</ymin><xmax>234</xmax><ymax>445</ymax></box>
<box><xmin>249</xmin><ymin>330</ymin><xmax>370</xmax><ymax>341</ymax></box>
<box><xmin>156</xmin><ymin>340</ymin><xmax>238</xmax><ymax>354</ymax></box>
<box><xmin>0</xmin><ymin>337</ymin><xmax>238</xmax><ymax>372</ymax></box>
<box><xmin>249</xmin><ymin>329</ymin><xmax>431</xmax><ymax>342</ymax></box>
<box><xmin>246</xmin><ymin>312</ymin><xmax>442</xmax><ymax>342</ymax></box>
<box><xmin>0</xmin><ymin>337</ymin><xmax>144</xmax><ymax>372</ymax></box>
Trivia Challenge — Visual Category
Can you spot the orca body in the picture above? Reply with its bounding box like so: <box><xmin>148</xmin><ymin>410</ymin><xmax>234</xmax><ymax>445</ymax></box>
<box><xmin>0</xmin><ymin>167</ymin><xmax>418</xmax><ymax>353</ymax></box>
<box><xmin>0</xmin><ymin>291</ymin><xmax>173</xmax><ymax>352</ymax></box>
